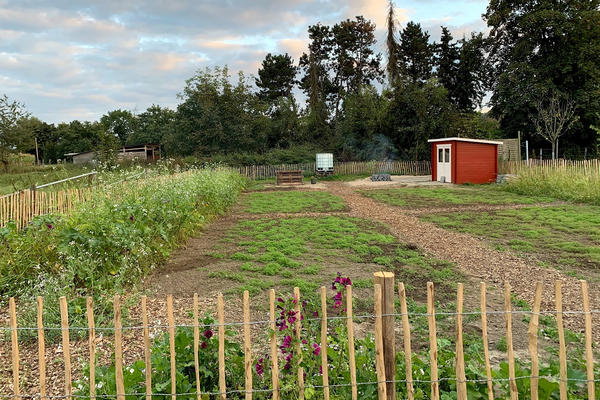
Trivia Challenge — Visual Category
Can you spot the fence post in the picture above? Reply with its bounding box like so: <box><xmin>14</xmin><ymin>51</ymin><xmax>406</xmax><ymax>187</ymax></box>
<box><xmin>374</xmin><ymin>272</ymin><xmax>395</xmax><ymax>400</ymax></box>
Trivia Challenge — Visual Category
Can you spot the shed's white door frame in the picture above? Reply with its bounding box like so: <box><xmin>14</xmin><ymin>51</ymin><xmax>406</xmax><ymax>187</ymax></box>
<box><xmin>436</xmin><ymin>144</ymin><xmax>451</xmax><ymax>182</ymax></box>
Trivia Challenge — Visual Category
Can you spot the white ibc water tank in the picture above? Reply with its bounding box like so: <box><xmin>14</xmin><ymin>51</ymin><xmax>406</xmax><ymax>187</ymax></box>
<box><xmin>316</xmin><ymin>153</ymin><xmax>334</xmax><ymax>175</ymax></box>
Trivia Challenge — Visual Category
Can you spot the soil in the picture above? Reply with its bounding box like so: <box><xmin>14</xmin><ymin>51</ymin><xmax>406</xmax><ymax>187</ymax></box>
<box><xmin>1</xmin><ymin>176</ymin><xmax>598</xmax><ymax>397</ymax></box>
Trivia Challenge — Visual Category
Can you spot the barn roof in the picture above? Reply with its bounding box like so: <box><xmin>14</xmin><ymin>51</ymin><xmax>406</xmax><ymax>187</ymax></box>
<box><xmin>428</xmin><ymin>137</ymin><xmax>503</xmax><ymax>145</ymax></box>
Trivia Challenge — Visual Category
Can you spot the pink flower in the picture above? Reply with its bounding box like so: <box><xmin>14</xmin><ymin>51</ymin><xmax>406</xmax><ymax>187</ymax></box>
<box><xmin>312</xmin><ymin>343</ymin><xmax>321</xmax><ymax>356</ymax></box>
<box><xmin>255</xmin><ymin>358</ymin><xmax>264</xmax><ymax>376</ymax></box>
<box><xmin>334</xmin><ymin>300</ymin><xmax>342</xmax><ymax>308</ymax></box>
<box><xmin>204</xmin><ymin>329</ymin><xmax>213</xmax><ymax>339</ymax></box>
<box><xmin>334</xmin><ymin>291</ymin><xmax>342</xmax><ymax>301</ymax></box>
<box><xmin>200</xmin><ymin>342</ymin><xmax>207</xmax><ymax>349</ymax></box>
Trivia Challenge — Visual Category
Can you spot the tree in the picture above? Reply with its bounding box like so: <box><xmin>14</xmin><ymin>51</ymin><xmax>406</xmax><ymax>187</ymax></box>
<box><xmin>484</xmin><ymin>0</ymin><xmax>600</xmax><ymax>149</ymax></box>
<box><xmin>0</xmin><ymin>95</ymin><xmax>31</xmax><ymax>172</ymax></box>
<box><xmin>385</xmin><ymin>0</ymin><xmax>401</xmax><ymax>86</ymax></box>
<box><xmin>127</xmin><ymin>105</ymin><xmax>176</xmax><ymax>146</ymax></box>
<box><xmin>256</xmin><ymin>53</ymin><xmax>298</xmax><ymax>106</ymax></box>
<box><xmin>434</xmin><ymin>27</ymin><xmax>459</xmax><ymax>103</ymax></box>
<box><xmin>454</xmin><ymin>33</ymin><xmax>487</xmax><ymax>111</ymax></box>
<box><xmin>101</xmin><ymin>109</ymin><xmax>136</xmax><ymax>145</ymax></box>
<box><xmin>530</xmin><ymin>89</ymin><xmax>579</xmax><ymax>159</ymax></box>
<box><xmin>172</xmin><ymin>66</ymin><xmax>268</xmax><ymax>156</ymax></box>
<box><xmin>398</xmin><ymin>22</ymin><xmax>433</xmax><ymax>85</ymax></box>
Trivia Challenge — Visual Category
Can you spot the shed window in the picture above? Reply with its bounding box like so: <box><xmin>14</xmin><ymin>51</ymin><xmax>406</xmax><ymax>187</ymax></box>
<box><xmin>438</xmin><ymin>148</ymin><xmax>443</xmax><ymax>162</ymax></box>
<box><xmin>444</xmin><ymin>148</ymin><xmax>450</xmax><ymax>162</ymax></box>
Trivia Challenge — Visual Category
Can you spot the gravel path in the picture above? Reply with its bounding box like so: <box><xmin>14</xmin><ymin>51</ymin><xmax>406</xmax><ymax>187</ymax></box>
<box><xmin>323</xmin><ymin>181</ymin><xmax>600</xmax><ymax>341</ymax></box>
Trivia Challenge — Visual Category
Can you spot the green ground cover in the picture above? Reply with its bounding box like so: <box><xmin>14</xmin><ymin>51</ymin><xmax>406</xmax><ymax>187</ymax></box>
<box><xmin>202</xmin><ymin>215</ymin><xmax>465</xmax><ymax>315</ymax></box>
<box><xmin>240</xmin><ymin>191</ymin><xmax>346</xmax><ymax>213</ymax></box>
<box><xmin>0</xmin><ymin>164</ymin><xmax>93</xmax><ymax>195</ymax></box>
<box><xmin>422</xmin><ymin>205</ymin><xmax>600</xmax><ymax>277</ymax></box>
<box><xmin>361</xmin><ymin>187</ymin><xmax>556</xmax><ymax>208</ymax></box>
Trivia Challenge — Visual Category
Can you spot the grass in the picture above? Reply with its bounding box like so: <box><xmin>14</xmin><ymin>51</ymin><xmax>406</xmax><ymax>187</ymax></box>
<box><xmin>202</xmin><ymin>215</ymin><xmax>466</xmax><ymax>313</ymax></box>
<box><xmin>241</xmin><ymin>191</ymin><xmax>346</xmax><ymax>213</ymax></box>
<box><xmin>0</xmin><ymin>164</ymin><xmax>94</xmax><ymax>195</ymax></box>
<box><xmin>422</xmin><ymin>204</ymin><xmax>600</xmax><ymax>275</ymax></box>
<box><xmin>498</xmin><ymin>162</ymin><xmax>600</xmax><ymax>205</ymax></box>
<box><xmin>360</xmin><ymin>186</ymin><xmax>556</xmax><ymax>208</ymax></box>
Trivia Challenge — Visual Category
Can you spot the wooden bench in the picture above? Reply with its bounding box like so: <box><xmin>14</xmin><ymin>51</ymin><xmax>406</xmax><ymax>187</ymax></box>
<box><xmin>276</xmin><ymin>170</ymin><xmax>304</xmax><ymax>185</ymax></box>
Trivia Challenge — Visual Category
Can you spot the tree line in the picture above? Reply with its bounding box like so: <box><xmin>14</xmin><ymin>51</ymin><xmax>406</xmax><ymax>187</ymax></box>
<box><xmin>1</xmin><ymin>0</ymin><xmax>599</xmax><ymax>168</ymax></box>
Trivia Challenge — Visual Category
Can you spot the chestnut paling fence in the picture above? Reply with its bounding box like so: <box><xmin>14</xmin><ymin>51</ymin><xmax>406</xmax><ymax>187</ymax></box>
<box><xmin>3</xmin><ymin>277</ymin><xmax>598</xmax><ymax>400</ymax></box>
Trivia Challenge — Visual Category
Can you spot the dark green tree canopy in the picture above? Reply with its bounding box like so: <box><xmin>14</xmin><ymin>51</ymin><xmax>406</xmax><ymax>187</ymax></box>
<box><xmin>398</xmin><ymin>22</ymin><xmax>434</xmax><ymax>85</ymax></box>
<box><xmin>256</xmin><ymin>53</ymin><xmax>298</xmax><ymax>104</ymax></box>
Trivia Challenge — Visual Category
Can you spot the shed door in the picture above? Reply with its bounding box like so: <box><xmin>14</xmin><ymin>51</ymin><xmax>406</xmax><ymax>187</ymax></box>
<box><xmin>436</xmin><ymin>145</ymin><xmax>451</xmax><ymax>182</ymax></box>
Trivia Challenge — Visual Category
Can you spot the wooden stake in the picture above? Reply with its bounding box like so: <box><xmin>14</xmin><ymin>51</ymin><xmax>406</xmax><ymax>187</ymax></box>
<box><xmin>528</xmin><ymin>282</ymin><xmax>543</xmax><ymax>400</ymax></box>
<box><xmin>193</xmin><ymin>294</ymin><xmax>201</xmax><ymax>400</ymax></box>
<box><xmin>455</xmin><ymin>283</ymin><xmax>467</xmax><ymax>400</ymax></box>
<box><xmin>218</xmin><ymin>293</ymin><xmax>226</xmax><ymax>400</ymax></box>
<box><xmin>167</xmin><ymin>295</ymin><xmax>176</xmax><ymax>400</ymax></box>
<box><xmin>555</xmin><ymin>281</ymin><xmax>567</xmax><ymax>400</ymax></box>
<box><xmin>374</xmin><ymin>283</ymin><xmax>387</xmax><ymax>400</ymax></box>
<box><xmin>504</xmin><ymin>282</ymin><xmax>518</xmax><ymax>400</ymax></box>
<box><xmin>373</xmin><ymin>271</ymin><xmax>396</xmax><ymax>400</ymax></box>
<box><xmin>142</xmin><ymin>296</ymin><xmax>152</xmax><ymax>400</ymax></box>
<box><xmin>59</xmin><ymin>296</ymin><xmax>72</xmax><ymax>399</ymax></box>
<box><xmin>298</xmin><ymin>367</ymin><xmax>305</xmax><ymax>400</ymax></box>
<box><xmin>293</xmin><ymin>287</ymin><xmax>302</xmax><ymax>363</ymax></box>
<box><xmin>37</xmin><ymin>297</ymin><xmax>46</xmax><ymax>400</ymax></box>
<box><xmin>269</xmin><ymin>290</ymin><xmax>280</xmax><ymax>400</ymax></box>
<box><xmin>398</xmin><ymin>283</ymin><xmax>414</xmax><ymax>400</ymax></box>
<box><xmin>427</xmin><ymin>282</ymin><xmax>439</xmax><ymax>400</ymax></box>
<box><xmin>9</xmin><ymin>297</ymin><xmax>20</xmax><ymax>398</ymax></box>
<box><xmin>346</xmin><ymin>285</ymin><xmax>358</xmax><ymax>400</ymax></box>
<box><xmin>580</xmin><ymin>280</ymin><xmax>595</xmax><ymax>400</ymax></box>
<box><xmin>320</xmin><ymin>287</ymin><xmax>330</xmax><ymax>400</ymax></box>
<box><xmin>114</xmin><ymin>295</ymin><xmax>125</xmax><ymax>400</ymax></box>
<box><xmin>86</xmin><ymin>297</ymin><xmax>96</xmax><ymax>400</ymax></box>
<box><xmin>480</xmin><ymin>283</ymin><xmax>493</xmax><ymax>400</ymax></box>
<box><xmin>243</xmin><ymin>291</ymin><xmax>253</xmax><ymax>400</ymax></box>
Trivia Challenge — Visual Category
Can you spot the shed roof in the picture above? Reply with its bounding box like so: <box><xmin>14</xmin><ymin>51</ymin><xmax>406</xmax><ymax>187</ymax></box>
<box><xmin>428</xmin><ymin>137</ymin><xmax>503</xmax><ymax>145</ymax></box>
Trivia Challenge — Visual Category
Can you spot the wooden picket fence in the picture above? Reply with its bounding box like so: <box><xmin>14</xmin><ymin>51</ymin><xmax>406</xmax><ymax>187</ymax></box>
<box><xmin>499</xmin><ymin>158</ymin><xmax>600</xmax><ymax>175</ymax></box>
<box><xmin>4</xmin><ymin>276</ymin><xmax>597</xmax><ymax>399</ymax></box>
<box><xmin>237</xmin><ymin>160</ymin><xmax>432</xmax><ymax>180</ymax></box>
<box><xmin>0</xmin><ymin>187</ymin><xmax>94</xmax><ymax>229</ymax></box>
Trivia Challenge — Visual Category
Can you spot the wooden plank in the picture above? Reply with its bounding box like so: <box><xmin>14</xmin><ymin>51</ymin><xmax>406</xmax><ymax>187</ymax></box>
<box><xmin>37</xmin><ymin>297</ymin><xmax>46</xmax><ymax>400</ymax></box>
<box><xmin>193</xmin><ymin>294</ymin><xmax>201</xmax><ymax>400</ymax></box>
<box><xmin>580</xmin><ymin>280</ymin><xmax>595</xmax><ymax>400</ymax></box>
<box><xmin>9</xmin><ymin>297</ymin><xmax>20</xmax><ymax>398</ymax></box>
<box><xmin>555</xmin><ymin>281</ymin><xmax>567</xmax><ymax>400</ymax></box>
<box><xmin>59</xmin><ymin>296</ymin><xmax>72</xmax><ymax>399</ymax></box>
<box><xmin>244</xmin><ymin>291</ymin><xmax>252</xmax><ymax>400</ymax></box>
<box><xmin>398</xmin><ymin>283</ymin><xmax>414</xmax><ymax>400</ymax></box>
<box><xmin>86</xmin><ymin>297</ymin><xmax>96</xmax><ymax>400</ymax></box>
<box><xmin>298</xmin><ymin>367</ymin><xmax>305</xmax><ymax>400</ymax></box>
<box><xmin>427</xmin><ymin>282</ymin><xmax>439</xmax><ymax>400</ymax></box>
<box><xmin>455</xmin><ymin>283</ymin><xmax>467</xmax><ymax>400</ymax></box>
<box><xmin>373</xmin><ymin>271</ymin><xmax>396</xmax><ymax>400</ymax></box>
<box><xmin>320</xmin><ymin>287</ymin><xmax>330</xmax><ymax>400</ymax></box>
<box><xmin>528</xmin><ymin>282</ymin><xmax>543</xmax><ymax>400</ymax></box>
<box><xmin>346</xmin><ymin>285</ymin><xmax>358</xmax><ymax>400</ymax></box>
<box><xmin>218</xmin><ymin>293</ymin><xmax>226</xmax><ymax>400</ymax></box>
<box><xmin>374</xmin><ymin>283</ymin><xmax>387</xmax><ymax>400</ymax></box>
<box><xmin>269</xmin><ymin>290</ymin><xmax>280</xmax><ymax>400</ymax></box>
<box><xmin>480</xmin><ymin>283</ymin><xmax>493</xmax><ymax>400</ymax></box>
<box><xmin>294</xmin><ymin>287</ymin><xmax>302</xmax><ymax>363</ymax></box>
<box><xmin>141</xmin><ymin>296</ymin><xmax>152</xmax><ymax>400</ymax></box>
<box><xmin>167</xmin><ymin>295</ymin><xmax>176</xmax><ymax>400</ymax></box>
<box><xmin>114</xmin><ymin>295</ymin><xmax>125</xmax><ymax>400</ymax></box>
<box><xmin>504</xmin><ymin>282</ymin><xmax>518</xmax><ymax>400</ymax></box>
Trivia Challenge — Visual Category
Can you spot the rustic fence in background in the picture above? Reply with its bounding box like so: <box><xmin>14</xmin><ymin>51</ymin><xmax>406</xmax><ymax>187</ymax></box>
<box><xmin>3</xmin><ymin>276</ymin><xmax>597</xmax><ymax>399</ymax></box>
<box><xmin>498</xmin><ymin>158</ymin><xmax>600</xmax><ymax>175</ymax></box>
<box><xmin>237</xmin><ymin>160</ymin><xmax>432</xmax><ymax>179</ymax></box>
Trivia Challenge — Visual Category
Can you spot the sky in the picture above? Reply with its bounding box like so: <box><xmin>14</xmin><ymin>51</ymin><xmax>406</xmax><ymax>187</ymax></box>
<box><xmin>0</xmin><ymin>0</ymin><xmax>490</xmax><ymax>125</ymax></box>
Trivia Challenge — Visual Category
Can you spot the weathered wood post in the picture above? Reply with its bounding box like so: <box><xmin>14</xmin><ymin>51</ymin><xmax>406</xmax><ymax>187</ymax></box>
<box><xmin>374</xmin><ymin>272</ymin><xmax>396</xmax><ymax>400</ymax></box>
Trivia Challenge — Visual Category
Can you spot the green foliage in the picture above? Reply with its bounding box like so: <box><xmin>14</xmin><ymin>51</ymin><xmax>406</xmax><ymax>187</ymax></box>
<box><xmin>0</xmin><ymin>165</ymin><xmax>246</xmax><ymax>338</ymax></box>
<box><xmin>242</xmin><ymin>191</ymin><xmax>346</xmax><ymax>214</ymax></box>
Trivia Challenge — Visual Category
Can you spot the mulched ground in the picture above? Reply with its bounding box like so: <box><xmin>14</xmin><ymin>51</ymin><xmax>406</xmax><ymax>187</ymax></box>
<box><xmin>1</xmin><ymin>177</ymin><xmax>598</xmax><ymax>397</ymax></box>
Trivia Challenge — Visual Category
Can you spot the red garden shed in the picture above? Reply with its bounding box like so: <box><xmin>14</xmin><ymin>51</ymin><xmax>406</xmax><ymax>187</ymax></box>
<box><xmin>428</xmin><ymin>137</ymin><xmax>503</xmax><ymax>184</ymax></box>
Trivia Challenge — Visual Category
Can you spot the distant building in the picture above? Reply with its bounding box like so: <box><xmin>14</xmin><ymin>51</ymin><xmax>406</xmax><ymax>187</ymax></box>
<box><xmin>65</xmin><ymin>144</ymin><xmax>161</xmax><ymax>165</ymax></box>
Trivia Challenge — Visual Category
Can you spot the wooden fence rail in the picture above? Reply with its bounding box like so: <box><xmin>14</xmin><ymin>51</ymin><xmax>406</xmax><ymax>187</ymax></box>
<box><xmin>3</xmin><ymin>277</ymin><xmax>598</xmax><ymax>399</ymax></box>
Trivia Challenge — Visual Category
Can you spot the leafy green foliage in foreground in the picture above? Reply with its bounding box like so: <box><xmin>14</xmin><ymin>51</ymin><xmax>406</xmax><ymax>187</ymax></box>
<box><xmin>0</xmin><ymin>166</ymin><xmax>246</xmax><ymax>338</ymax></box>
<box><xmin>361</xmin><ymin>187</ymin><xmax>555</xmax><ymax>208</ymax></box>
<box><xmin>241</xmin><ymin>191</ymin><xmax>346</xmax><ymax>213</ymax></box>
<box><xmin>422</xmin><ymin>205</ymin><xmax>600</xmax><ymax>273</ymax></box>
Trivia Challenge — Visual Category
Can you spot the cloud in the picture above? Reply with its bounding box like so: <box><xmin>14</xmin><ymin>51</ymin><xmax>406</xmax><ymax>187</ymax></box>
<box><xmin>0</xmin><ymin>0</ymin><xmax>489</xmax><ymax>123</ymax></box>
